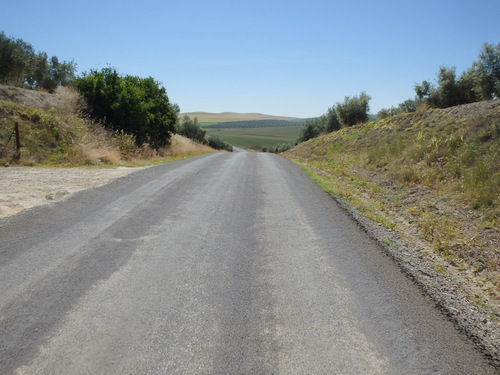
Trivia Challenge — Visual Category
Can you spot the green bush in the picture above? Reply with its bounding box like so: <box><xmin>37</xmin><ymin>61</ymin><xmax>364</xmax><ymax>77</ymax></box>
<box><xmin>177</xmin><ymin>115</ymin><xmax>207</xmax><ymax>144</ymax></box>
<box><xmin>74</xmin><ymin>68</ymin><xmax>178</xmax><ymax>148</ymax></box>
<box><xmin>264</xmin><ymin>142</ymin><xmax>295</xmax><ymax>153</ymax></box>
<box><xmin>335</xmin><ymin>92</ymin><xmax>371</xmax><ymax>127</ymax></box>
<box><xmin>207</xmin><ymin>135</ymin><xmax>232</xmax><ymax>151</ymax></box>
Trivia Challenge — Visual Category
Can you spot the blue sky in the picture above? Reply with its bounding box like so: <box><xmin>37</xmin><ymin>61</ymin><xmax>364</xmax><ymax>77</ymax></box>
<box><xmin>1</xmin><ymin>0</ymin><xmax>499</xmax><ymax>117</ymax></box>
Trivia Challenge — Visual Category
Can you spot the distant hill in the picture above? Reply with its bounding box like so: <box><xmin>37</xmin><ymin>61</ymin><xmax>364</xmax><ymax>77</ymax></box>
<box><xmin>204</xmin><ymin>119</ymin><xmax>305</xmax><ymax>129</ymax></box>
<box><xmin>180</xmin><ymin>112</ymin><xmax>301</xmax><ymax>123</ymax></box>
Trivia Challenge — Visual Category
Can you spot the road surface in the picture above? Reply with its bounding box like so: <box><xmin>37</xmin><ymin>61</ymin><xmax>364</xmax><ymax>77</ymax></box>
<box><xmin>0</xmin><ymin>152</ymin><xmax>496</xmax><ymax>374</ymax></box>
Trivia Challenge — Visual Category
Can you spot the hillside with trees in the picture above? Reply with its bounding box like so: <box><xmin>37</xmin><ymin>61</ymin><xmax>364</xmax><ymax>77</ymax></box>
<box><xmin>379</xmin><ymin>43</ymin><xmax>500</xmax><ymax>117</ymax></box>
<box><xmin>265</xmin><ymin>43</ymin><xmax>500</xmax><ymax>154</ymax></box>
<box><xmin>0</xmin><ymin>31</ymin><xmax>76</xmax><ymax>92</ymax></box>
<box><xmin>0</xmin><ymin>32</ymin><xmax>183</xmax><ymax>153</ymax></box>
<box><xmin>280</xmin><ymin>45</ymin><xmax>500</xmax><ymax>344</ymax></box>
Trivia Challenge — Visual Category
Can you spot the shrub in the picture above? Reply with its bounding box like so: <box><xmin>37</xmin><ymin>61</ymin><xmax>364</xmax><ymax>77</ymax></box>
<box><xmin>74</xmin><ymin>68</ymin><xmax>178</xmax><ymax>148</ymax></box>
<box><xmin>336</xmin><ymin>92</ymin><xmax>371</xmax><ymax>127</ymax></box>
<box><xmin>177</xmin><ymin>115</ymin><xmax>207</xmax><ymax>144</ymax></box>
<box><xmin>207</xmin><ymin>135</ymin><xmax>233</xmax><ymax>151</ymax></box>
<box><xmin>264</xmin><ymin>142</ymin><xmax>295</xmax><ymax>153</ymax></box>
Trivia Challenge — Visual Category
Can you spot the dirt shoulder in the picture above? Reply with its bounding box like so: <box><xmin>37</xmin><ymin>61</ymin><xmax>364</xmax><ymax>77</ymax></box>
<box><xmin>0</xmin><ymin>166</ymin><xmax>147</xmax><ymax>218</ymax></box>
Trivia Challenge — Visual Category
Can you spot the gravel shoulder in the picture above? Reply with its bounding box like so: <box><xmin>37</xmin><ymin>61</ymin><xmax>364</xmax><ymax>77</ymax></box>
<box><xmin>0</xmin><ymin>166</ymin><xmax>147</xmax><ymax>218</ymax></box>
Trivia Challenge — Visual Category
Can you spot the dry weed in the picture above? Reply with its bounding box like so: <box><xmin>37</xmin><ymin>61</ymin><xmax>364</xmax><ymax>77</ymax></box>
<box><xmin>163</xmin><ymin>135</ymin><xmax>216</xmax><ymax>157</ymax></box>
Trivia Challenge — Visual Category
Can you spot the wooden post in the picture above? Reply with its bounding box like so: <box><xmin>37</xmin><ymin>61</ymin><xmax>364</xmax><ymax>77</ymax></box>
<box><xmin>14</xmin><ymin>122</ymin><xmax>21</xmax><ymax>160</ymax></box>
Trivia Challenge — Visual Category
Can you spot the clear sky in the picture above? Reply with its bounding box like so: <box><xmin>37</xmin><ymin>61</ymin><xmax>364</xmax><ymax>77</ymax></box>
<box><xmin>1</xmin><ymin>0</ymin><xmax>499</xmax><ymax>118</ymax></box>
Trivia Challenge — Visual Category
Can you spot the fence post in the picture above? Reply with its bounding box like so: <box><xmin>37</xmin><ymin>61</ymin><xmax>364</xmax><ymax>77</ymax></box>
<box><xmin>14</xmin><ymin>122</ymin><xmax>21</xmax><ymax>160</ymax></box>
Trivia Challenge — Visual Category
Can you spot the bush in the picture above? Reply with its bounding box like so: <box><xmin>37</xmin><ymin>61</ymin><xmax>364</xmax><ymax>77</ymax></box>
<box><xmin>264</xmin><ymin>142</ymin><xmax>295</xmax><ymax>153</ymax></box>
<box><xmin>325</xmin><ymin>106</ymin><xmax>341</xmax><ymax>132</ymax></box>
<box><xmin>74</xmin><ymin>68</ymin><xmax>178</xmax><ymax>148</ymax></box>
<box><xmin>207</xmin><ymin>135</ymin><xmax>232</xmax><ymax>151</ymax></box>
<box><xmin>297</xmin><ymin>119</ymin><xmax>323</xmax><ymax>142</ymax></box>
<box><xmin>177</xmin><ymin>115</ymin><xmax>207</xmax><ymax>144</ymax></box>
<box><xmin>336</xmin><ymin>92</ymin><xmax>371</xmax><ymax>127</ymax></box>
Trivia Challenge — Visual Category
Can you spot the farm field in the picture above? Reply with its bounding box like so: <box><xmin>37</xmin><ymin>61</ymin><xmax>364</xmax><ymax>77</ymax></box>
<box><xmin>204</xmin><ymin>126</ymin><xmax>303</xmax><ymax>150</ymax></box>
<box><xmin>181</xmin><ymin>111</ymin><xmax>299</xmax><ymax>123</ymax></box>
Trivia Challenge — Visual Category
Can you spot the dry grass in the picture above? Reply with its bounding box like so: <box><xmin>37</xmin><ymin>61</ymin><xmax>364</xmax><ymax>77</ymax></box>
<box><xmin>163</xmin><ymin>134</ymin><xmax>217</xmax><ymax>157</ymax></box>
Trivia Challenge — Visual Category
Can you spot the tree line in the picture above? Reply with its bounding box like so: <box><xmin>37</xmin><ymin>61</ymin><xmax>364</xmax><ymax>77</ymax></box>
<box><xmin>264</xmin><ymin>92</ymin><xmax>371</xmax><ymax>153</ymax></box>
<box><xmin>378</xmin><ymin>43</ymin><xmax>500</xmax><ymax>118</ymax></box>
<box><xmin>265</xmin><ymin>43</ymin><xmax>500</xmax><ymax>153</ymax></box>
<box><xmin>0</xmin><ymin>31</ymin><xmax>76</xmax><ymax>92</ymax></box>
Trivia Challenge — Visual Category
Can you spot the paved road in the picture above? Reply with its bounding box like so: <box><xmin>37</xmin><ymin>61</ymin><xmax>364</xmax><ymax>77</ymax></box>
<box><xmin>0</xmin><ymin>152</ymin><xmax>496</xmax><ymax>374</ymax></box>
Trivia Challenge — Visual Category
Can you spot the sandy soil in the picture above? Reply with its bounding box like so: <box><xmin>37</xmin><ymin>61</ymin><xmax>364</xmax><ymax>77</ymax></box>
<box><xmin>0</xmin><ymin>166</ymin><xmax>147</xmax><ymax>219</ymax></box>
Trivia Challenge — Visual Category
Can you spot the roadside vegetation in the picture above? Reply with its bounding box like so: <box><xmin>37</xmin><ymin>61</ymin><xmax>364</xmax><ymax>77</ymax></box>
<box><xmin>74</xmin><ymin>68</ymin><xmax>179</xmax><ymax>149</ymax></box>
<box><xmin>0</xmin><ymin>85</ymin><xmax>215</xmax><ymax>166</ymax></box>
<box><xmin>177</xmin><ymin>115</ymin><xmax>233</xmax><ymax>151</ymax></box>
<box><xmin>0</xmin><ymin>32</ymin><xmax>219</xmax><ymax>166</ymax></box>
<box><xmin>0</xmin><ymin>31</ymin><xmax>76</xmax><ymax>92</ymax></box>
<box><xmin>281</xmin><ymin>42</ymin><xmax>500</xmax><ymax>318</ymax></box>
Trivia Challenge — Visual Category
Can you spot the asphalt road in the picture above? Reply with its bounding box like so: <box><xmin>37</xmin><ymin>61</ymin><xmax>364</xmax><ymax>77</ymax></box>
<box><xmin>0</xmin><ymin>151</ymin><xmax>496</xmax><ymax>374</ymax></box>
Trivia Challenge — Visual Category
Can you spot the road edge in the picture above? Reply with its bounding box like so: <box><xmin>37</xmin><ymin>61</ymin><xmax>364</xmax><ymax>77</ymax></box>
<box><xmin>291</xmin><ymin>159</ymin><xmax>500</xmax><ymax>368</ymax></box>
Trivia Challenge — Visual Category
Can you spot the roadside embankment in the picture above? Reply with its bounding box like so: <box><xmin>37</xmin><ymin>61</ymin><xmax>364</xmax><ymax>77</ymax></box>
<box><xmin>283</xmin><ymin>100</ymin><xmax>500</xmax><ymax>363</ymax></box>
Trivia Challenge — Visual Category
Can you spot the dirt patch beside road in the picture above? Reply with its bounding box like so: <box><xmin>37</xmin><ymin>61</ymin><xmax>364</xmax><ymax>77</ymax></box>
<box><xmin>0</xmin><ymin>166</ymin><xmax>147</xmax><ymax>218</ymax></box>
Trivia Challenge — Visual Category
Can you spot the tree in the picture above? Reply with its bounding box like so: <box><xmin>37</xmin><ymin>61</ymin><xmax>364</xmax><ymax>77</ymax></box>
<box><xmin>336</xmin><ymin>92</ymin><xmax>371</xmax><ymax>127</ymax></box>
<box><xmin>433</xmin><ymin>66</ymin><xmax>463</xmax><ymax>107</ymax></box>
<box><xmin>0</xmin><ymin>31</ymin><xmax>76</xmax><ymax>91</ymax></box>
<box><xmin>414</xmin><ymin>80</ymin><xmax>432</xmax><ymax>100</ymax></box>
<box><xmin>177</xmin><ymin>115</ymin><xmax>207</xmax><ymax>143</ymax></box>
<box><xmin>297</xmin><ymin>117</ymin><xmax>325</xmax><ymax>142</ymax></box>
<box><xmin>0</xmin><ymin>32</ymin><xmax>34</xmax><ymax>85</ymax></box>
<box><xmin>474</xmin><ymin>42</ymin><xmax>500</xmax><ymax>100</ymax></box>
<box><xmin>398</xmin><ymin>98</ymin><xmax>418</xmax><ymax>113</ymax></box>
<box><xmin>415</xmin><ymin>66</ymin><xmax>477</xmax><ymax>108</ymax></box>
<box><xmin>325</xmin><ymin>106</ymin><xmax>341</xmax><ymax>132</ymax></box>
<box><xmin>74</xmin><ymin>68</ymin><xmax>178</xmax><ymax>148</ymax></box>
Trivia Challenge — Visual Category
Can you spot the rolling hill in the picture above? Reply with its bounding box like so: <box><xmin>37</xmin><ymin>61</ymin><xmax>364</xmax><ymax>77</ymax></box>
<box><xmin>180</xmin><ymin>112</ymin><xmax>301</xmax><ymax>123</ymax></box>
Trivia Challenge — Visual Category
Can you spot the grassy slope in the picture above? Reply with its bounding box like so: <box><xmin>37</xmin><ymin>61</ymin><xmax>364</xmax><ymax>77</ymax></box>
<box><xmin>205</xmin><ymin>126</ymin><xmax>302</xmax><ymax>150</ymax></box>
<box><xmin>0</xmin><ymin>86</ymin><xmax>216</xmax><ymax>166</ymax></box>
<box><xmin>283</xmin><ymin>100</ymin><xmax>500</xmax><ymax>316</ymax></box>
